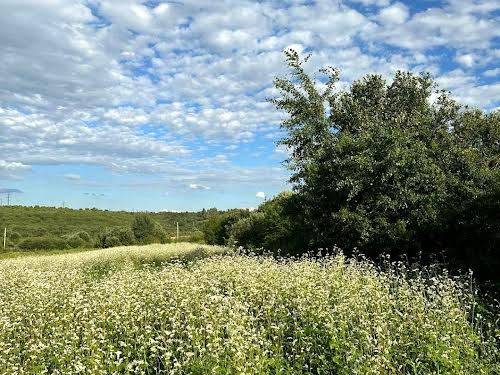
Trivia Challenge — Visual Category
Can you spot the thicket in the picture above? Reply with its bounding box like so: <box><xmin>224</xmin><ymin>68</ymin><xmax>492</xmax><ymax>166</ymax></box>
<box><xmin>203</xmin><ymin>209</ymin><xmax>250</xmax><ymax>245</ymax></box>
<box><xmin>208</xmin><ymin>50</ymin><xmax>500</xmax><ymax>290</ymax></box>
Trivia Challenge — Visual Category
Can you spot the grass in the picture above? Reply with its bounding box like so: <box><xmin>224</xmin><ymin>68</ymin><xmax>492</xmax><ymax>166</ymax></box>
<box><xmin>0</xmin><ymin>243</ymin><xmax>498</xmax><ymax>374</ymax></box>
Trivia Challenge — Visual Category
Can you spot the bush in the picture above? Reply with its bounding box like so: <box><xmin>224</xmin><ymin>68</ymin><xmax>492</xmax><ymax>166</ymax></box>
<box><xmin>18</xmin><ymin>236</ymin><xmax>69</xmax><ymax>250</ymax></box>
<box><xmin>7</xmin><ymin>231</ymin><xmax>21</xmax><ymax>243</ymax></box>
<box><xmin>61</xmin><ymin>231</ymin><xmax>94</xmax><ymax>248</ymax></box>
<box><xmin>203</xmin><ymin>209</ymin><xmax>250</xmax><ymax>245</ymax></box>
<box><xmin>76</xmin><ymin>231</ymin><xmax>91</xmax><ymax>243</ymax></box>
<box><xmin>131</xmin><ymin>214</ymin><xmax>167</xmax><ymax>244</ymax></box>
<box><xmin>115</xmin><ymin>227</ymin><xmax>136</xmax><ymax>246</ymax></box>
<box><xmin>64</xmin><ymin>235</ymin><xmax>86</xmax><ymax>249</ymax></box>
<box><xmin>186</xmin><ymin>230</ymin><xmax>204</xmax><ymax>243</ymax></box>
<box><xmin>228</xmin><ymin>212</ymin><xmax>267</xmax><ymax>249</ymax></box>
<box><xmin>96</xmin><ymin>227</ymin><xmax>136</xmax><ymax>248</ymax></box>
<box><xmin>96</xmin><ymin>231</ymin><xmax>118</xmax><ymax>249</ymax></box>
<box><xmin>229</xmin><ymin>192</ymin><xmax>308</xmax><ymax>255</ymax></box>
<box><xmin>96</xmin><ymin>219</ymin><xmax>168</xmax><ymax>249</ymax></box>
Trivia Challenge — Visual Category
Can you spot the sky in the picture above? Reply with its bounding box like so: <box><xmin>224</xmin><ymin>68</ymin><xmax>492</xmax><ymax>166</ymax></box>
<box><xmin>0</xmin><ymin>0</ymin><xmax>498</xmax><ymax>211</ymax></box>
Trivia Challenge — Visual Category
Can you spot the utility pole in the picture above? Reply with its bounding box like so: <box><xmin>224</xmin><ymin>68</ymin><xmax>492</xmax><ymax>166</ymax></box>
<box><xmin>176</xmin><ymin>222</ymin><xmax>179</xmax><ymax>242</ymax></box>
<box><xmin>7</xmin><ymin>193</ymin><xmax>10</xmax><ymax>206</ymax></box>
<box><xmin>3</xmin><ymin>228</ymin><xmax>6</xmax><ymax>249</ymax></box>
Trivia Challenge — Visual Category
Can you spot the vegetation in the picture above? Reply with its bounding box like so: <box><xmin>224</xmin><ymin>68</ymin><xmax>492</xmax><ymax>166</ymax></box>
<box><xmin>0</xmin><ymin>244</ymin><xmax>497</xmax><ymax>374</ymax></box>
<box><xmin>202</xmin><ymin>209</ymin><xmax>250</xmax><ymax>246</ymax></box>
<box><xmin>0</xmin><ymin>51</ymin><xmax>498</xmax><ymax>374</ymax></box>
<box><xmin>228</xmin><ymin>192</ymin><xmax>307</xmax><ymax>254</ymax></box>
<box><xmin>0</xmin><ymin>205</ymin><xmax>212</xmax><ymax>250</ymax></box>
<box><xmin>217</xmin><ymin>50</ymin><xmax>500</xmax><ymax>291</ymax></box>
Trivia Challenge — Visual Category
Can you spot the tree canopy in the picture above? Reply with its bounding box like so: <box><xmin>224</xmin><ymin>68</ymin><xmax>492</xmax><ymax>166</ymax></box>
<box><xmin>268</xmin><ymin>49</ymin><xmax>499</xmax><ymax>281</ymax></box>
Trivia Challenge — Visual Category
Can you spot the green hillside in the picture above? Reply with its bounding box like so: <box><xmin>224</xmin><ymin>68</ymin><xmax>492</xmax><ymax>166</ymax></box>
<box><xmin>0</xmin><ymin>205</ymin><xmax>210</xmax><ymax>250</ymax></box>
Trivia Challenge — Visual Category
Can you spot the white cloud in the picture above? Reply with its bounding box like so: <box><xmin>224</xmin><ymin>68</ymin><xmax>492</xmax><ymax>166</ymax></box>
<box><xmin>0</xmin><ymin>160</ymin><xmax>31</xmax><ymax>180</ymax></box>
<box><xmin>0</xmin><ymin>160</ymin><xmax>31</xmax><ymax>172</ymax></box>
<box><xmin>435</xmin><ymin>69</ymin><xmax>500</xmax><ymax>108</ymax></box>
<box><xmin>256</xmin><ymin>191</ymin><xmax>266</xmax><ymax>199</ymax></box>
<box><xmin>103</xmin><ymin>107</ymin><xmax>150</xmax><ymax>126</ymax></box>
<box><xmin>0</xmin><ymin>107</ymin><xmax>189</xmax><ymax>172</ymax></box>
<box><xmin>64</xmin><ymin>173</ymin><xmax>81</xmax><ymax>181</ymax></box>
<box><xmin>484</xmin><ymin>68</ymin><xmax>500</xmax><ymax>77</ymax></box>
<box><xmin>366</xmin><ymin>3</ymin><xmax>500</xmax><ymax>51</ymax></box>
<box><xmin>189</xmin><ymin>183</ymin><xmax>210</xmax><ymax>190</ymax></box>
<box><xmin>351</xmin><ymin>0</ymin><xmax>391</xmax><ymax>7</ymax></box>
<box><xmin>378</xmin><ymin>3</ymin><xmax>410</xmax><ymax>24</ymax></box>
<box><xmin>456</xmin><ymin>53</ymin><xmax>477</xmax><ymax>68</ymax></box>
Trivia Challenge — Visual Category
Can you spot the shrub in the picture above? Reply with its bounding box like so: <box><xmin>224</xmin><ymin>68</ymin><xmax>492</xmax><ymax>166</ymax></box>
<box><xmin>7</xmin><ymin>231</ymin><xmax>21</xmax><ymax>243</ymax></box>
<box><xmin>96</xmin><ymin>231</ymin><xmax>119</xmax><ymax>249</ymax></box>
<box><xmin>114</xmin><ymin>227</ymin><xmax>136</xmax><ymax>246</ymax></box>
<box><xmin>18</xmin><ymin>236</ymin><xmax>69</xmax><ymax>250</ymax></box>
<box><xmin>229</xmin><ymin>192</ymin><xmax>308</xmax><ymax>255</ymax></box>
<box><xmin>76</xmin><ymin>231</ymin><xmax>91</xmax><ymax>243</ymax></box>
<box><xmin>61</xmin><ymin>231</ymin><xmax>93</xmax><ymax>248</ymax></box>
<box><xmin>228</xmin><ymin>212</ymin><xmax>267</xmax><ymax>249</ymax></box>
<box><xmin>96</xmin><ymin>227</ymin><xmax>136</xmax><ymax>248</ymax></box>
<box><xmin>131</xmin><ymin>214</ymin><xmax>155</xmax><ymax>242</ymax></box>
<box><xmin>64</xmin><ymin>235</ymin><xmax>86</xmax><ymax>249</ymax></box>
<box><xmin>186</xmin><ymin>230</ymin><xmax>204</xmax><ymax>243</ymax></box>
<box><xmin>131</xmin><ymin>214</ymin><xmax>167</xmax><ymax>244</ymax></box>
<box><xmin>202</xmin><ymin>209</ymin><xmax>250</xmax><ymax>245</ymax></box>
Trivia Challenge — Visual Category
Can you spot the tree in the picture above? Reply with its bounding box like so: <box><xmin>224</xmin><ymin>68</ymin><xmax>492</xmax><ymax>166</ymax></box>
<box><xmin>131</xmin><ymin>214</ymin><xmax>167</xmax><ymax>244</ymax></box>
<box><xmin>228</xmin><ymin>192</ymin><xmax>307</xmax><ymax>255</ymax></box>
<box><xmin>202</xmin><ymin>209</ymin><xmax>250</xmax><ymax>245</ymax></box>
<box><xmin>272</xmin><ymin>49</ymin><xmax>499</xmax><ymax>271</ymax></box>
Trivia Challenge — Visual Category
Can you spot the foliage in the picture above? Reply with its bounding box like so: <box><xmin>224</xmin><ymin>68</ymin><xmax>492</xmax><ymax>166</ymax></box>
<box><xmin>271</xmin><ymin>49</ymin><xmax>500</xmax><ymax>282</ymax></box>
<box><xmin>186</xmin><ymin>229</ymin><xmax>205</xmax><ymax>243</ymax></box>
<box><xmin>131</xmin><ymin>214</ymin><xmax>155</xmax><ymax>242</ymax></box>
<box><xmin>0</xmin><ymin>205</ymin><xmax>209</xmax><ymax>250</ymax></box>
<box><xmin>97</xmin><ymin>233</ymin><xmax>121</xmax><ymax>249</ymax></box>
<box><xmin>94</xmin><ymin>215</ymin><xmax>169</xmax><ymax>248</ymax></box>
<box><xmin>17</xmin><ymin>235</ymin><xmax>70</xmax><ymax>250</ymax></box>
<box><xmin>229</xmin><ymin>192</ymin><xmax>307</xmax><ymax>254</ymax></box>
<box><xmin>0</xmin><ymin>244</ymin><xmax>497</xmax><ymax>374</ymax></box>
<box><xmin>203</xmin><ymin>209</ymin><xmax>250</xmax><ymax>245</ymax></box>
<box><xmin>131</xmin><ymin>213</ymin><xmax>168</xmax><ymax>244</ymax></box>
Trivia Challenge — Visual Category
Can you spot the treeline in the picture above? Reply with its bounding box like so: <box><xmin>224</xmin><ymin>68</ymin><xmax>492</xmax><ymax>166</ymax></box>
<box><xmin>0</xmin><ymin>206</ymin><xmax>213</xmax><ymax>250</ymax></box>
<box><xmin>204</xmin><ymin>50</ymin><xmax>500</xmax><ymax>290</ymax></box>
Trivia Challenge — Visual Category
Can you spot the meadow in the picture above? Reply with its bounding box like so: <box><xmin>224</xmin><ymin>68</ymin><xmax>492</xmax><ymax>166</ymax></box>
<box><xmin>0</xmin><ymin>243</ymin><xmax>498</xmax><ymax>374</ymax></box>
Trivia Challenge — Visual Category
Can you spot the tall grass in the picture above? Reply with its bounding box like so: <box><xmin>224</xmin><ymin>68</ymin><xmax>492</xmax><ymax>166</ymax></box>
<box><xmin>0</xmin><ymin>243</ymin><xmax>497</xmax><ymax>374</ymax></box>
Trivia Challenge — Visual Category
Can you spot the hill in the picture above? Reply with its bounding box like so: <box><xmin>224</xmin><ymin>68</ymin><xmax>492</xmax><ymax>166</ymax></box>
<box><xmin>0</xmin><ymin>205</ymin><xmax>210</xmax><ymax>250</ymax></box>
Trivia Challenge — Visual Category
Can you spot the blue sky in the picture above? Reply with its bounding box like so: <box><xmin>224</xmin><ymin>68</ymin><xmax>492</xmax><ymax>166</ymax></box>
<box><xmin>0</xmin><ymin>0</ymin><xmax>498</xmax><ymax>211</ymax></box>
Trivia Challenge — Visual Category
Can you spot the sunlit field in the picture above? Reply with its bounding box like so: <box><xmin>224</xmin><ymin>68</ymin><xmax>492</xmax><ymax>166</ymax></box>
<box><xmin>0</xmin><ymin>244</ymin><xmax>498</xmax><ymax>374</ymax></box>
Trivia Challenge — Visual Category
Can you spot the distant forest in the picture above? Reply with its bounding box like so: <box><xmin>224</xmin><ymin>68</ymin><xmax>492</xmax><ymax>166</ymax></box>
<box><xmin>0</xmin><ymin>205</ymin><xmax>215</xmax><ymax>250</ymax></box>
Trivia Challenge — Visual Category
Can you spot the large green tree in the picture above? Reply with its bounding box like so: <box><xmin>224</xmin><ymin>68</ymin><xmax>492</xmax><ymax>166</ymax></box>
<box><xmin>272</xmin><ymin>49</ymin><xmax>499</xmax><ymax>272</ymax></box>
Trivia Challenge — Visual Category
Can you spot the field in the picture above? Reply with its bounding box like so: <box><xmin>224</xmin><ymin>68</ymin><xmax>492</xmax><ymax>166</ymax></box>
<box><xmin>0</xmin><ymin>243</ymin><xmax>498</xmax><ymax>374</ymax></box>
